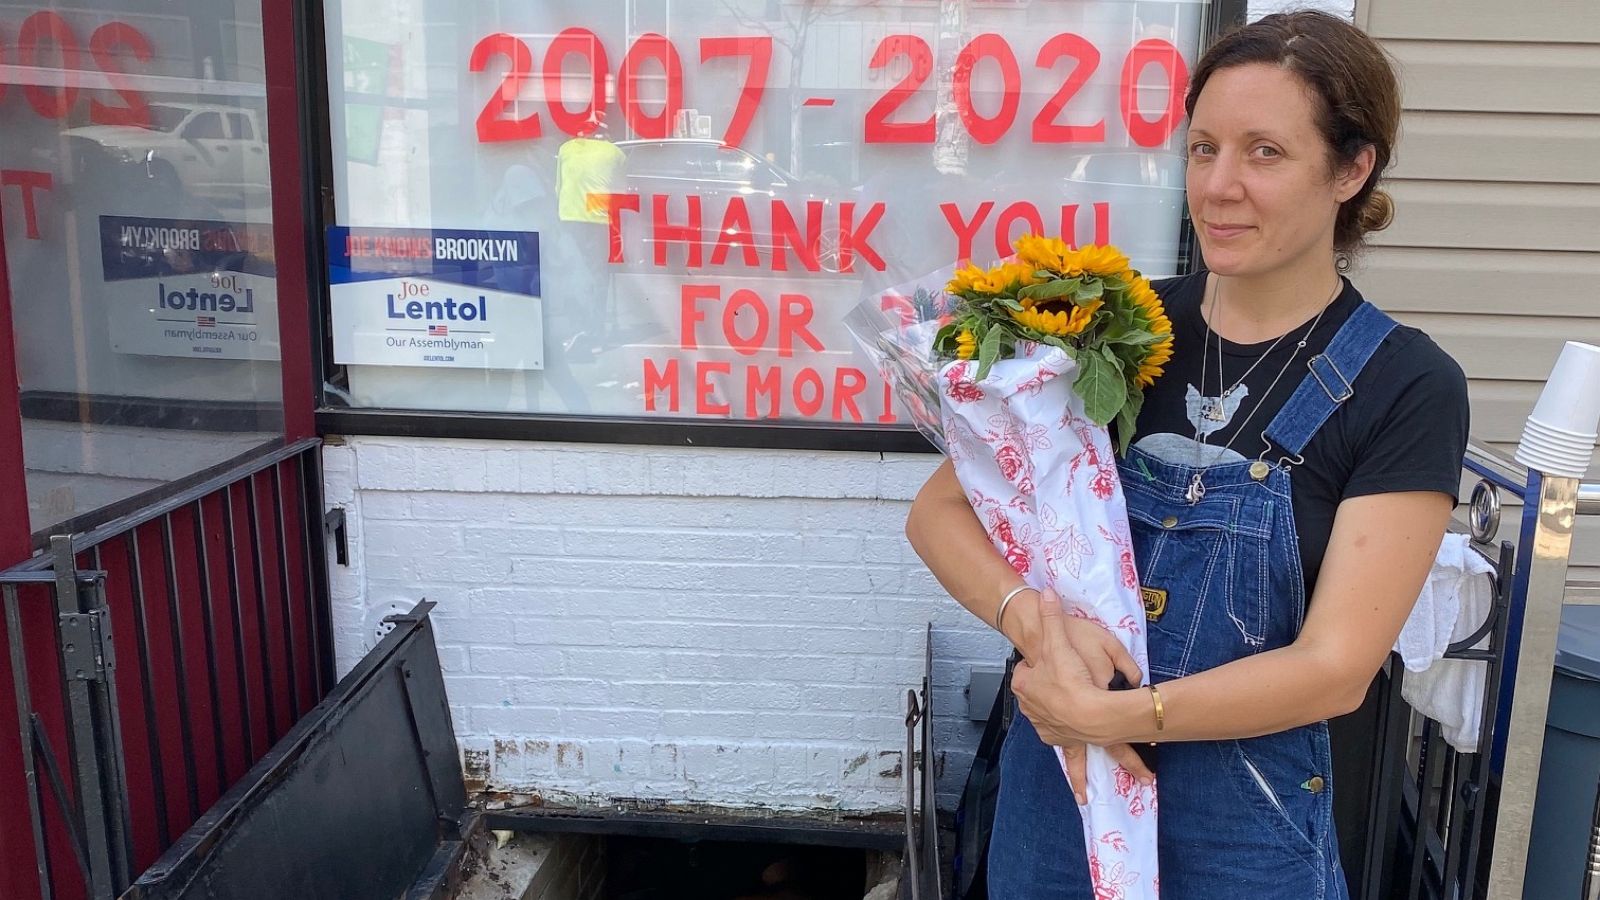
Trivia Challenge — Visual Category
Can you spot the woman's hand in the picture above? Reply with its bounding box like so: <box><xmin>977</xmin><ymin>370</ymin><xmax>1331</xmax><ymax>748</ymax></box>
<box><xmin>1000</xmin><ymin>589</ymin><xmax>1143</xmax><ymax>681</ymax></box>
<box><xmin>1010</xmin><ymin>589</ymin><xmax>1154</xmax><ymax>803</ymax></box>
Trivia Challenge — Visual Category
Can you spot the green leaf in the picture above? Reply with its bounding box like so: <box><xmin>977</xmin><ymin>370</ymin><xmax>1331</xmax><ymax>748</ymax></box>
<box><xmin>1114</xmin><ymin>388</ymin><xmax>1145</xmax><ymax>456</ymax></box>
<box><xmin>1100</xmin><ymin>344</ymin><xmax>1125</xmax><ymax>373</ymax></box>
<box><xmin>1074</xmin><ymin>352</ymin><xmax>1126</xmax><ymax>427</ymax></box>
<box><xmin>1114</xmin><ymin>329</ymin><xmax>1167</xmax><ymax>347</ymax></box>
<box><xmin>1018</xmin><ymin>278</ymin><xmax>1081</xmax><ymax>302</ymax></box>
<box><xmin>975</xmin><ymin>326</ymin><xmax>1005</xmax><ymax>380</ymax></box>
<box><xmin>1075</xmin><ymin>279</ymin><xmax>1105</xmax><ymax>302</ymax></box>
<box><xmin>996</xmin><ymin>296</ymin><xmax>1025</xmax><ymax>312</ymax></box>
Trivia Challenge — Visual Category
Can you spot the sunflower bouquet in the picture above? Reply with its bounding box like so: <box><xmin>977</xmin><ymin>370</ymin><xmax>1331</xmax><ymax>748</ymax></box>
<box><xmin>847</xmin><ymin>236</ymin><xmax>1172</xmax><ymax>900</ymax></box>
<box><xmin>933</xmin><ymin>236</ymin><xmax>1172</xmax><ymax>453</ymax></box>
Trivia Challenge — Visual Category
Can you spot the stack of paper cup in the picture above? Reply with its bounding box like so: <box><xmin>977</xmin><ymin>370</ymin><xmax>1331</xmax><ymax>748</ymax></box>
<box><xmin>1516</xmin><ymin>341</ymin><xmax>1600</xmax><ymax>478</ymax></box>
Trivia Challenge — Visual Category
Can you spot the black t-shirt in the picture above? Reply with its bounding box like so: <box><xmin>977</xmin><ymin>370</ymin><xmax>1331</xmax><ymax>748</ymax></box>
<box><xmin>1131</xmin><ymin>270</ymin><xmax>1470</xmax><ymax>595</ymax></box>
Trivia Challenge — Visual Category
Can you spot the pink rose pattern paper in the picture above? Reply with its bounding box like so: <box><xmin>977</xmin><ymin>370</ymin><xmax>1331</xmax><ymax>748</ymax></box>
<box><xmin>940</xmin><ymin>344</ymin><xmax>1159</xmax><ymax>900</ymax></box>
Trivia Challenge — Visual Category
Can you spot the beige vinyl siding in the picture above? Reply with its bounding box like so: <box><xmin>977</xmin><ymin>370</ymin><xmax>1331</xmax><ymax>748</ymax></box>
<box><xmin>1355</xmin><ymin>0</ymin><xmax>1600</xmax><ymax>580</ymax></box>
<box><xmin>1363</xmin><ymin>0</ymin><xmax>1600</xmax><ymax>43</ymax></box>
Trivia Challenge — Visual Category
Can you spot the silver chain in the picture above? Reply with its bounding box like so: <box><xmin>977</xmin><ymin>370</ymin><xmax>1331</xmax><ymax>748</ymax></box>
<box><xmin>1198</xmin><ymin>277</ymin><xmax>1299</xmax><ymax>421</ymax></box>
<box><xmin>1185</xmin><ymin>275</ymin><xmax>1342</xmax><ymax>503</ymax></box>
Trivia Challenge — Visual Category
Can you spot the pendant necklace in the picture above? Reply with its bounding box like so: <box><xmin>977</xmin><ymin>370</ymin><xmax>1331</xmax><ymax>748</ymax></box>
<box><xmin>1197</xmin><ymin>278</ymin><xmax>1298</xmax><ymax>424</ymax></box>
<box><xmin>1185</xmin><ymin>276</ymin><xmax>1342</xmax><ymax>504</ymax></box>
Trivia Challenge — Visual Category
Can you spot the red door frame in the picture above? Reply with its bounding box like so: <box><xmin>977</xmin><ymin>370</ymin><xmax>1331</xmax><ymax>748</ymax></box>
<box><xmin>0</xmin><ymin>0</ymin><xmax>319</xmax><ymax>893</ymax></box>
<box><xmin>0</xmin><ymin>176</ymin><xmax>28</xmax><ymax>565</ymax></box>
<box><xmin>0</xmin><ymin>170</ymin><xmax>38</xmax><ymax>900</ymax></box>
<box><xmin>262</xmin><ymin>0</ymin><xmax>319</xmax><ymax>443</ymax></box>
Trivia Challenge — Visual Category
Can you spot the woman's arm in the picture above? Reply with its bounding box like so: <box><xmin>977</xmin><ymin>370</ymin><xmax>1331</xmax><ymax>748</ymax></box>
<box><xmin>906</xmin><ymin>459</ymin><xmax>1047</xmax><ymax>653</ymax></box>
<box><xmin>908</xmin><ymin>458</ymin><xmax>1155</xmax><ymax>792</ymax></box>
<box><xmin>1014</xmin><ymin>489</ymin><xmax>1454</xmax><ymax>746</ymax></box>
<box><xmin>908</xmin><ymin>459</ymin><xmax>1140</xmax><ymax>673</ymax></box>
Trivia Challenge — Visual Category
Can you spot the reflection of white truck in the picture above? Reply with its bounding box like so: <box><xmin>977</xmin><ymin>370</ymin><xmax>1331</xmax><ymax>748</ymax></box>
<box><xmin>65</xmin><ymin>102</ymin><xmax>270</xmax><ymax>203</ymax></box>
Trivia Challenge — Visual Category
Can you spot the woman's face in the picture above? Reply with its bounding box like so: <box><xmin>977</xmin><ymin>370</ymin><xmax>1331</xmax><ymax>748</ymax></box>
<box><xmin>1185</xmin><ymin>63</ymin><xmax>1368</xmax><ymax>279</ymax></box>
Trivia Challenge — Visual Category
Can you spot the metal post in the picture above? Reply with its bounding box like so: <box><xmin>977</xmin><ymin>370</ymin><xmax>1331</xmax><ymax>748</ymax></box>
<box><xmin>1485</xmin><ymin>473</ymin><xmax>1582</xmax><ymax>900</ymax></box>
<box><xmin>4</xmin><ymin>584</ymin><xmax>54</xmax><ymax>900</ymax></box>
<box><xmin>50</xmin><ymin>536</ymin><xmax>118</xmax><ymax>899</ymax></box>
<box><xmin>83</xmin><ymin>573</ymin><xmax>133</xmax><ymax>889</ymax></box>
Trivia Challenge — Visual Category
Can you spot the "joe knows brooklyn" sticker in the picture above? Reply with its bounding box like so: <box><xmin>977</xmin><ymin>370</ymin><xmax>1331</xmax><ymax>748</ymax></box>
<box><xmin>326</xmin><ymin>226</ymin><xmax>543</xmax><ymax>371</ymax></box>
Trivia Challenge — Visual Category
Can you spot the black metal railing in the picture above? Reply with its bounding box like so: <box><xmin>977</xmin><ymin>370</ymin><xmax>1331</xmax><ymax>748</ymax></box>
<box><xmin>1361</xmin><ymin>539</ymin><xmax>1516</xmax><ymax>900</ymax></box>
<box><xmin>1</xmin><ymin>438</ymin><xmax>332</xmax><ymax>900</ymax></box>
<box><xmin>1353</xmin><ymin>442</ymin><xmax>1545</xmax><ymax>900</ymax></box>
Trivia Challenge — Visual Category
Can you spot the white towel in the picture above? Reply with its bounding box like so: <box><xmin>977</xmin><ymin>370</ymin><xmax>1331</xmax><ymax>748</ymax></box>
<box><xmin>1392</xmin><ymin>533</ymin><xmax>1497</xmax><ymax>752</ymax></box>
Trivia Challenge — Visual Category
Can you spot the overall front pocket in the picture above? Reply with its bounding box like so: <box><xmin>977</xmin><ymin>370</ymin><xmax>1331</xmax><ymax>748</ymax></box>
<box><xmin>1127</xmin><ymin>494</ymin><xmax>1244</xmax><ymax>679</ymax></box>
<box><xmin>1228</xmin><ymin>730</ymin><xmax>1330</xmax><ymax>863</ymax></box>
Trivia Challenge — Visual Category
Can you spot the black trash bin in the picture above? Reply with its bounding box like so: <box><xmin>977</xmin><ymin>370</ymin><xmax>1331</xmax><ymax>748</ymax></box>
<box><xmin>1525</xmin><ymin>604</ymin><xmax>1600</xmax><ymax>899</ymax></box>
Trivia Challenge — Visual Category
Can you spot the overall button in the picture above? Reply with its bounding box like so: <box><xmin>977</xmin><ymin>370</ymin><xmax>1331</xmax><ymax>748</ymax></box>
<box><xmin>1249</xmin><ymin>460</ymin><xmax>1272</xmax><ymax>482</ymax></box>
<box><xmin>1161</xmin><ymin>515</ymin><xmax>1179</xmax><ymax>528</ymax></box>
<box><xmin>1303</xmin><ymin>775</ymin><xmax>1326</xmax><ymax>794</ymax></box>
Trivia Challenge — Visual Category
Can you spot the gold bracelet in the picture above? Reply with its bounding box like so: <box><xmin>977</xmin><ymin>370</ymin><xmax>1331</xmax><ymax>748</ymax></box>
<box><xmin>1148</xmin><ymin>684</ymin><xmax>1165</xmax><ymax>732</ymax></box>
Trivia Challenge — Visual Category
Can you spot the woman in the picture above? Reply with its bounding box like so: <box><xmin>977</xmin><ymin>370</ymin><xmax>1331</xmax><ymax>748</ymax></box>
<box><xmin>905</xmin><ymin>12</ymin><xmax>1470</xmax><ymax>899</ymax></box>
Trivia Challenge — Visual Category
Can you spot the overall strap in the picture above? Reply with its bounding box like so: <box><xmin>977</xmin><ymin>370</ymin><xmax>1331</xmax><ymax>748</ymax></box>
<box><xmin>1262</xmin><ymin>300</ymin><xmax>1399</xmax><ymax>458</ymax></box>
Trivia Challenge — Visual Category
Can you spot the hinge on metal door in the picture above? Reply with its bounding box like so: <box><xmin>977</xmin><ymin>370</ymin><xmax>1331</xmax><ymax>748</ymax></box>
<box><xmin>60</xmin><ymin>608</ymin><xmax>113</xmax><ymax>682</ymax></box>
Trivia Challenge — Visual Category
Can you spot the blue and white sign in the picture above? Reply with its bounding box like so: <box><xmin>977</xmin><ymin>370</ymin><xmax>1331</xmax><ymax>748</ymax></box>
<box><xmin>100</xmin><ymin>216</ymin><xmax>280</xmax><ymax>360</ymax></box>
<box><xmin>327</xmin><ymin>226</ymin><xmax>543</xmax><ymax>370</ymax></box>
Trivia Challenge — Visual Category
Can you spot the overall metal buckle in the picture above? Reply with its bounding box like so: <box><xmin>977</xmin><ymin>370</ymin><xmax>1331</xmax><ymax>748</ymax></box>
<box><xmin>1308</xmin><ymin>354</ymin><xmax>1354</xmax><ymax>403</ymax></box>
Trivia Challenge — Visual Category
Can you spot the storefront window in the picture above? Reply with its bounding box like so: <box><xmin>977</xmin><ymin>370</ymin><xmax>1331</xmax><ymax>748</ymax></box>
<box><xmin>321</xmin><ymin>0</ymin><xmax>1206</xmax><ymax>428</ymax></box>
<box><xmin>0</xmin><ymin>0</ymin><xmax>282</xmax><ymax>533</ymax></box>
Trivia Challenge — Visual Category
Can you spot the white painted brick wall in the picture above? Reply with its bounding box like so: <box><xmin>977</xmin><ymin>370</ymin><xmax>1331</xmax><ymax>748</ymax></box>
<box><xmin>323</xmin><ymin>436</ymin><xmax>1008</xmax><ymax>813</ymax></box>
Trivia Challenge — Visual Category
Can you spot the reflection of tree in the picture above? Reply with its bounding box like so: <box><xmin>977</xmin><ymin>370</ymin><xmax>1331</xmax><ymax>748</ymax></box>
<box><xmin>718</xmin><ymin>0</ymin><xmax>861</xmax><ymax>174</ymax></box>
<box><xmin>933</xmin><ymin>0</ymin><xmax>970</xmax><ymax>175</ymax></box>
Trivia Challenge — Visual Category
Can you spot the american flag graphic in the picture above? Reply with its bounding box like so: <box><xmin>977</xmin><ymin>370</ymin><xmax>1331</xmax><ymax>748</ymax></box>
<box><xmin>428</xmin><ymin>324</ymin><xmax>449</xmax><ymax>336</ymax></box>
<box><xmin>196</xmin><ymin>316</ymin><xmax>217</xmax><ymax>327</ymax></box>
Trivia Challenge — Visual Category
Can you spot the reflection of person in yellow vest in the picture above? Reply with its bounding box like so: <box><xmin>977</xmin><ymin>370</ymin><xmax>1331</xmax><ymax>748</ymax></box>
<box><xmin>556</xmin><ymin>117</ymin><xmax>624</xmax><ymax>224</ymax></box>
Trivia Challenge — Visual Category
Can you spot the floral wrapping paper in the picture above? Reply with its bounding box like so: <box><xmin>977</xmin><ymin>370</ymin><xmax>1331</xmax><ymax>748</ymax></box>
<box><xmin>940</xmin><ymin>341</ymin><xmax>1159</xmax><ymax>900</ymax></box>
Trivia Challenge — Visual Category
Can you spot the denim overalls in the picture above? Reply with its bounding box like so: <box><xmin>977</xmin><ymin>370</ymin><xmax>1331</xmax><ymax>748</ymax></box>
<box><xmin>988</xmin><ymin>301</ymin><xmax>1398</xmax><ymax>900</ymax></box>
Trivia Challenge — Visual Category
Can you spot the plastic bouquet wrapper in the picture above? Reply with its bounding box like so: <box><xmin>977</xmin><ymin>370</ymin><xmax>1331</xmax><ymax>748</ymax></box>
<box><xmin>847</xmin><ymin>237</ymin><xmax>1173</xmax><ymax>899</ymax></box>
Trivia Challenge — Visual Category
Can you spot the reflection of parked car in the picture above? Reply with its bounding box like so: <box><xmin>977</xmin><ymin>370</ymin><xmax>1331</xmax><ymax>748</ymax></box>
<box><xmin>66</xmin><ymin>102</ymin><xmax>270</xmax><ymax>203</ymax></box>
<box><xmin>611</xmin><ymin>139</ymin><xmax>849</xmax><ymax>273</ymax></box>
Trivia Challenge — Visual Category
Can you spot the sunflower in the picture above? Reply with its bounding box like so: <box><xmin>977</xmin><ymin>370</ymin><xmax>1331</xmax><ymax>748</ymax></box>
<box><xmin>1128</xmin><ymin>277</ymin><xmax>1161</xmax><ymax>313</ymax></box>
<box><xmin>1011</xmin><ymin>298</ymin><xmax>1101</xmax><ymax>338</ymax></box>
<box><xmin>1079</xmin><ymin>244</ymin><xmax>1131</xmax><ymax>280</ymax></box>
<box><xmin>1118</xmin><ymin>274</ymin><xmax>1166</xmax><ymax>325</ymax></box>
<box><xmin>969</xmin><ymin>269</ymin><xmax>1008</xmax><ymax>295</ymax></box>
<box><xmin>1000</xmin><ymin>260</ymin><xmax>1046</xmax><ymax>289</ymax></box>
<box><xmin>1136</xmin><ymin>334</ymin><xmax>1175</xmax><ymax>388</ymax></box>
<box><xmin>1013</xmin><ymin>234</ymin><xmax>1079</xmax><ymax>276</ymax></box>
<box><xmin>947</xmin><ymin>263</ymin><xmax>986</xmax><ymax>295</ymax></box>
<box><xmin>955</xmin><ymin>328</ymin><xmax>977</xmax><ymax>360</ymax></box>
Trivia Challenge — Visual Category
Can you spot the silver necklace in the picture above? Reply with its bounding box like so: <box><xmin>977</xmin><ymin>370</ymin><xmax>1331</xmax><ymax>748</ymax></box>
<box><xmin>1196</xmin><ymin>278</ymin><xmax>1297</xmax><ymax>426</ymax></box>
<box><xmin>1185</xmin><ymin>276</ymin><xmax>1342</xmax><ymax>504</ymax></box>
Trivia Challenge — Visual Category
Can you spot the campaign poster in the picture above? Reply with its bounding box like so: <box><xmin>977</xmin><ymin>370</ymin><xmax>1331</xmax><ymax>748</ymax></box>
<box><xmin>100</xmin><ymin>216</ymin><xmax>280</xmax><ymax>360</ymax></box>
<box><xmin>327</xmin><ymin>226</ymin><xmax>544</xmax><ymax>370</ymax></box>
